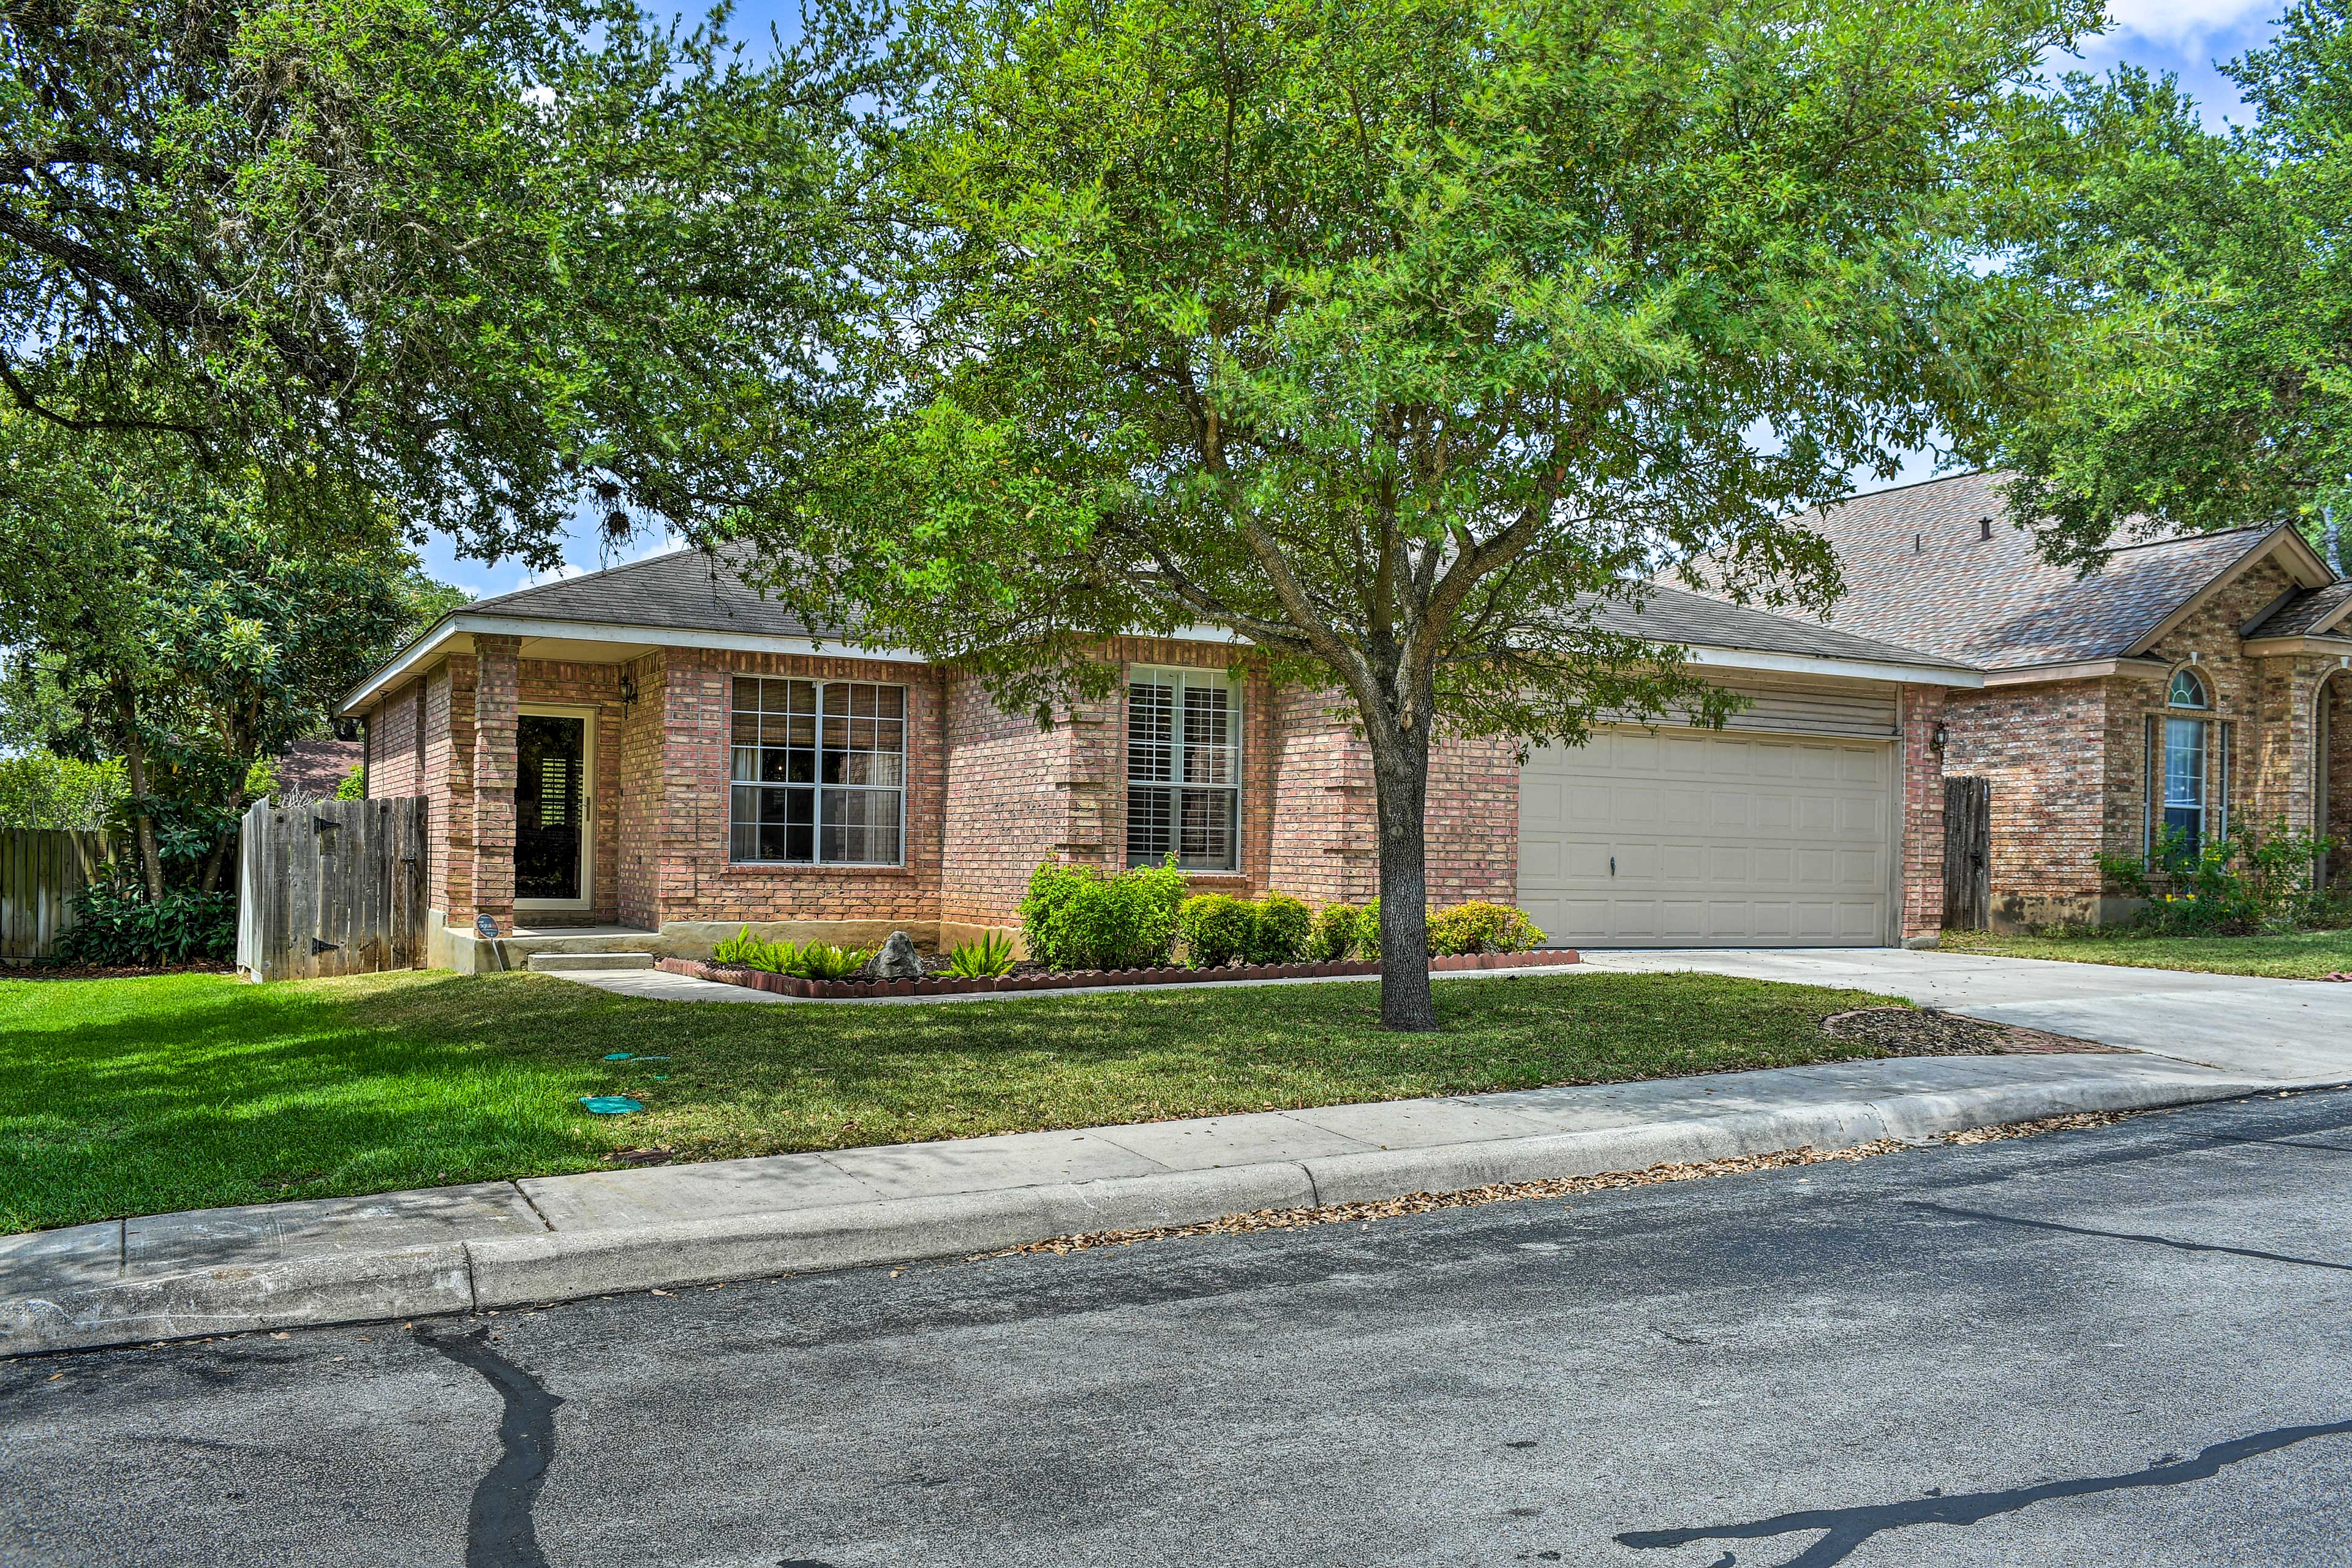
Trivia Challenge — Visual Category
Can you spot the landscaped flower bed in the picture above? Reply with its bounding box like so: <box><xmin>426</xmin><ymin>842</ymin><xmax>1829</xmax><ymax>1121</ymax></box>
<box><xmin>659</xmin><ymin>946</ymin><xmax>1579</xmax><ymax>1001</ymax></box>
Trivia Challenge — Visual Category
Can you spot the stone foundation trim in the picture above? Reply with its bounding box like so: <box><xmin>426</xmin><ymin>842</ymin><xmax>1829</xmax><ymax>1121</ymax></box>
<box><xmin>657</xmin><ymin>948</ymin><xmax>1580</xmax><ymax>1001</ymax></box>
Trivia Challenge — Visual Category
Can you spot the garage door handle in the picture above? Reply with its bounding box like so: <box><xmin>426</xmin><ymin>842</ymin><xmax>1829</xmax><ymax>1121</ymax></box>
<box><xmin>1610</xmin><ymin>855</ymin><xmax>1616</xmax><ymax>877</ymax></box>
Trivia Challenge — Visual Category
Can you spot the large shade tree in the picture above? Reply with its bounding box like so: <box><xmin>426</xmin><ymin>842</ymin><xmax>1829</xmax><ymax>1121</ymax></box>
<box><xmin>0</xmin><ymin>418</ymin><xmax>461</xmax><ymax>895</ymax></box>
<box><xmin>756</xmin><ymin>0</ymin><xmax>2084</xmax><ymax>1027</ymax></box>
<box><xmin>1985</xmin><ymin>2</ymin><xmax>2352</xmax><ymax>567</ymax></box>
<box><xmin>0</xmin><ymin>0</ymin><xmax>894</xmax><ymax>568</ymax></box>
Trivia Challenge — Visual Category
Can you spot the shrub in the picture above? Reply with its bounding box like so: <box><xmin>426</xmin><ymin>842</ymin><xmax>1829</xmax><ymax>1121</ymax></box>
<box><xmin>1352</xmin><ymin>897</ymin><xmax>1381</xmax><ymax>959</ymax></box>
<box><xmin>713</xmin><ymin>925</ymin><xmax>764</xmax><ymax>964</ymax></box>
<box><xmin>1019</xmin><ymin>858</ymin><xmax>1186</xmax><ymax>970</ymax></box>
<box><xmin>334</xmin><ymin>764</ymin><xmax>367</xmax><ymax>801</ymax></box>
<box><xmin>1177</xmin><ymin>893</ymin><xmax>1256</xmax><ymax>968</ymax></box>
<box><xmin>946</xmin><ymin>932</ymin><xmax>1018</xmax><ymax>978</ymax></box>
<box><xmin>797</xmin><ymin>943</ymin><xmax>872</xmax><ymax>981</ymax></box>
<box><xmin>1304</xmin><ymin>902</ymin><xmax>1360</xmax><ymax>962</ymax></box>
<box><xmin>56</xmin><ymin>878</ymin><xmax>235</xmax><ymax>965</ymax></box>
<box><xmin>1427</xmin><ymin>900</ymin><xmax>1546</xmax><ymax>956</ymax></box>
<box><xmin>2120</xmin><ymin>817</ymin><xmax>2340</xmax><ymax>935</ymax></box>
<box><xmin>1248</xmin><ymin>892</ymin><xmax>1312</xmax><ymax>965</ymax></box>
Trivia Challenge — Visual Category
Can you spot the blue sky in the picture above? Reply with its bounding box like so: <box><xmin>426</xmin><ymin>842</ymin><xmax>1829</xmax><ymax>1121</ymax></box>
<box><xmin>419</xmin><ymin>0</ymin><xmax>2291</xmax><ymax>602</ymax></box>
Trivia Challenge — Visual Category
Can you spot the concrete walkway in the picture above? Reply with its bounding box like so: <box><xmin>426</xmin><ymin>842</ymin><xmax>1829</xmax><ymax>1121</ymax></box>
<box><xmin>1577</xmin><ymin>948</ymin><xmax>2352</xmax><ymax>1083</ymax></box>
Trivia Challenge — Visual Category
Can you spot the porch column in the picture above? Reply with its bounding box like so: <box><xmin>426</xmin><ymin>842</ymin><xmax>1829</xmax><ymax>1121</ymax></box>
<box><xmin>471</xmin><ymin>635</ymin><xmax>522</xmax><ymax>933</ymax></box>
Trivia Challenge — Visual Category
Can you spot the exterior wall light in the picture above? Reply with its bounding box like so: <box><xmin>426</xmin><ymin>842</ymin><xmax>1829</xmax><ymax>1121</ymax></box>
<box><xmin>1931</xmin><ymin>722</ymin><xmax>1949</xmax><ymax>751</ymax></box>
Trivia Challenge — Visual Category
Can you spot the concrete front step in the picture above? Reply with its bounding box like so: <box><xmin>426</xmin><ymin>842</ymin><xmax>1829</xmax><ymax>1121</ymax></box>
<box><xmin>527</xmin><ymin>951</ymin><xmax>658</xmax><ymax>973</ymax></box>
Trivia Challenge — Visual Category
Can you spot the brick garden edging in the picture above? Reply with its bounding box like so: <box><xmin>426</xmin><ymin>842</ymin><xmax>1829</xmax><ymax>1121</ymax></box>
<box><xmin>657</xmin><ymin>948</ymin><xmax>1580</xmax><ymax>1001</ymax></box>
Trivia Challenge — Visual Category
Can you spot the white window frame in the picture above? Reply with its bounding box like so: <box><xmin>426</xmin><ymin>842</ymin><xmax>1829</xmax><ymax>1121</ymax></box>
<box><xmin>728</xmin><ymin>677</ymin><xmax>908</xmax><ymax>867</ymax></box>
<box><xmin>516</xmin><ymin>703</ymin><xmax>597</xmax><ymax>913</ymax></box>
<box><xmin>1125</xmin><ymin>665</ymin><xmax>1243</xmax><ymax>872</ymax></box>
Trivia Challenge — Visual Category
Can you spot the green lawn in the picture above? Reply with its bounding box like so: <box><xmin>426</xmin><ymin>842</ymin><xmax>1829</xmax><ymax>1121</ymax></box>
<box><xmin>1942</xmin><ymin>927</ymin><xmax>2352</xmax><ymax>980</ymax></box>
<box><xmin>1</xmin><ymin>968</ymin><xmax>1910</xmax><ymax>1234</ymax></box>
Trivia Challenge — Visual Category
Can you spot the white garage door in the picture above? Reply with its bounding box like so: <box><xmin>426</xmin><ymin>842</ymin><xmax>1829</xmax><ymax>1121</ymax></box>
<box><xmin>1517</xmin><ymin>728</ymin><xmax>1895</xmax><ymax>947</ymax></box>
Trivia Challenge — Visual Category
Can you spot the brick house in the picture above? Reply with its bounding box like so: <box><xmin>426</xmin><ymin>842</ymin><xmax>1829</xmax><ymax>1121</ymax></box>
<box><xmin>339</xmin><ymin>547</ymin><xmax>1978</xmax><ymax>967</ymax></box>
<box><xmin>1779</xmin><ymin>471</ymin><xmax>2352</xmax><ymax>929</ymax></box>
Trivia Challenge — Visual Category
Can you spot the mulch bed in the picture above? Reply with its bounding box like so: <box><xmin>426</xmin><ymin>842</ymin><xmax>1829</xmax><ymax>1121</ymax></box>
<box><xmin>1820</xmin><ymin>1006</ymin><xmax>2127</xmax><ymax>1056</ymax></box>
<box><xmin>666</xmin><ymin>948</ymin><xmax>1578</xmax><ymax>1001</ymax></box>
<box><xmin>0</xmin><ymin>960</ymin><xmax>234</xmax><ymax>982</ymax></box>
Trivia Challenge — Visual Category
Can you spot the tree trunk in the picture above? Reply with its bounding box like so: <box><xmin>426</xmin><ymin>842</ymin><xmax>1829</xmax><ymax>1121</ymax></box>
<box><xmin>1367</xmin><ymin>720</ymin><xmax>1436</xmax><ymax>1031</ymax></box>
<box><xmin>118</xmin><ymin>698</ymin><xmax>165</xmax><ymax>903</ymax></box>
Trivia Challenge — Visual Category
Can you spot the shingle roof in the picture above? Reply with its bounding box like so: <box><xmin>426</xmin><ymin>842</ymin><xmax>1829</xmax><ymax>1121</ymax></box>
<box><xmin>1765</xmin><ymin>471</ymin><xmax>2282</xmax><ymax>670</ymax></box>
<box><xmin>1588</xmin><ymin>584</ymin><xmax>1973</xmax><ymax>671</ymax></box>
<box><xmin>459</xmin><ymin>545</ymin><xmax>1970</xmax><ymax>674</ymax></box>
<box><xmin>2247</xmin><ymin>579</ymin><xmax>2352</xmax><ymax>639</ymax></box>
<box><xmin>470</xmin><ymin>543</ymin><xmax>829</xmax><ymax>640</ymax></box>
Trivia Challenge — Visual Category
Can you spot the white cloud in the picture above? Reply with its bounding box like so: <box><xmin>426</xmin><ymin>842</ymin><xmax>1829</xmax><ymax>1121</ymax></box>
<box><xmin>2105</xmin><ymin>0</ymin><xmax>2272</xmax><ymax>46</ymax></box>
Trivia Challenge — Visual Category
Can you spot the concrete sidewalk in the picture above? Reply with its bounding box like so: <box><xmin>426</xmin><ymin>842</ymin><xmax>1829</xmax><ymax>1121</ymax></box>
<box><xmin>1</xmin><ymin>1047</ymin><xmax>2288</xmax><ymax>1357</ymax></box>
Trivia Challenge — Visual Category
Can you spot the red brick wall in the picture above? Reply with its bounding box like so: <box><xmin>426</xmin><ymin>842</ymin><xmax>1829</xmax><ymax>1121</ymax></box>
<box><xmin>939</xmin><ymin>669</ymin><xmax>1085</xmax><ymax>928</ymax></box>
<box><xmin>2328</xmin><ymin>669</ymin><xmax>2352</xmax><ymax>885</ymax></box>
<box><xmin>1425</xmin><ymin>729</ymin><xmax>1520</xmax><ymax>908</ymax></box>
<box><xmin>1940</xmin><ymin>678</ymin><xmax>2107</xmax><ymax>905</ymax></box>
<box><xmin>617</xmin><ymin>652</ymin><xmax>666</xmax><ymax>929</ymax></box>
<box><xmin>1899</xmin><ymin>684</ymin><xmax>1948</xmax><ymax>940</ymax></box>
<box><xmin>470</xmin><ymin>635</ymin><xmax>521</xmax><ymax>929</ymax></box>
<box><xmin>362</xmin><ymin>678</ymin><xmax>424</xmax><ymax>797</ymax></box>
<box><xmin>432</xmin><ymin>657</ymin><xmax>476</xmax><ymax>922</ymax></box>
<box><xmin>649</xmin><ymin>649</ymin><xmax>946</xmax><ymax>927</ymax></box>
<box><xmin>1267</xmin><ymin>685</ymin><xmax>1375</xmax><ymax>904</ymax></box>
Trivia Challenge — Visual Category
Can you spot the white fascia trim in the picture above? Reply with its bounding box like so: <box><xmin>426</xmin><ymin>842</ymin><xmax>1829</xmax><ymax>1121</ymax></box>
<box><xmin>2243</xmin><ymin>635</ymin><xmax>2352</xmax><ymax>658</ymax></box>
<box><xmin>339</xmin><ymin>614</ymin><xmax>933</xmax><ymax>714</ymax></box>
<box><xmin>1683</xmin><ymin>645</ymin><xmax>1983</xmax><ymax>688</ymax></box>
<box><xmin>1980</xmin><ymin>657</ymin><xmax>2171</xmax><ymax>687</ymax></box>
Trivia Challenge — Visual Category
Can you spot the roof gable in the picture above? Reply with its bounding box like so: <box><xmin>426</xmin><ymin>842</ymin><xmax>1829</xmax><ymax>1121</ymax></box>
<box><xmin>1771</xmin><ymin>471</ymin><xmax>2332</xmax><ymax>670</ymax></box>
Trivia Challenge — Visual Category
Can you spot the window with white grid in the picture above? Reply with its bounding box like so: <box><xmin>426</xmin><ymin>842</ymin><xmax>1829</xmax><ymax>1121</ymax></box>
<box><xmin>1126</xmin><ymin>666</ymin><xmax>1239</xmax><ymax>871</ymax></box>
<box><xmin>729</xmin><ymin>678</ymin><xmax>905</xmax><ymax>865</ymax></box>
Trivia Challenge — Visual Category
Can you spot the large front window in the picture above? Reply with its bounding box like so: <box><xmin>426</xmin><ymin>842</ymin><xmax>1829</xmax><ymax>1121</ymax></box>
<box><xmin>1126</xmin><ymin>666</ymin><xmax>1239</xmax><ymax>870</ymax></box>
<box><xmin>2162</xmin><ymin>716</ymin><xmax>2207</xmax><ymax>858</ymax></box>
<box><xmin>729</xmin><ymin>678</ymin><xmax>905</xmax><ymax>865</ymax></box>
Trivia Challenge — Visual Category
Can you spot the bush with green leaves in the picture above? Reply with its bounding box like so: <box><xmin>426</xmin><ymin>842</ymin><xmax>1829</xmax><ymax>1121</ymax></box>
<box><xmin>1303</xmin><ymin>902</ymin><xmax>1360</xmax><ymax>962</ymax></box>
<box><xmin>2112</xmin><ymin>818</ymin><xmax>2341</xmax><ymax>935</ymax></box>
<box><xmin>1353</xmin><ymin>897</ymin><xmax>1382</xmax><ymax>959</ymax></box>
<box><xmin>1248</xmin><ymin>892</ymin><xmax>1311</xmax><ymax>965</ymax></box>
<box><xmin>1177</xmin><ymin>893</ymin><xmax>1256</xmax><ymax>967</ymax></box>
<box><xmin>1019</xmin><ymin>858</ymin><xmax>1188</xmax><ymax>970</ymax></box>
<box><xmin>334</xmin><ymin>764</ymin><xmax>367</xmax><ymax>801</ymax></box>
<box><xmin>946</xmin><ymin>932</ymin><xmax>1019</xmax><ymax>977</ymax></box>
<box><xmin>1427</xmin><ymin>900</ymin><xmax>1546</xmax><ymax>957</ymax></box>
<box><xmin>798</xmin><ymin>943</ymin><xmax>873</xmax><ymax>981</ymax></box>
<box><xmin>56</xmin><ymin>877</ymin><xmax>235</xmax><ymax>965</ymax></box>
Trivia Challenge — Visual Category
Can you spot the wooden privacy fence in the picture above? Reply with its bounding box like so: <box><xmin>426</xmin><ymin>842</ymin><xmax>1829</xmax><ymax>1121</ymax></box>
<box><xmin>236</xmin><ymin>797</ymin><xmax>428</xmax><ymax>981</ymax></box>
<box><xmin>1942</xmin><ymin>775</ymin><xmax>1992</xmax><ymax>931</ymax></box>
<box><xmin>0</xmin><ymin>829</ymin><xmax>116</xmax><ymax>962</ymax></box>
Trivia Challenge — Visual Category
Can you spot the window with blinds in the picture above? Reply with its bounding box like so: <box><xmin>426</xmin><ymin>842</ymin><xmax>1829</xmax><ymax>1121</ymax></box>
<box><xmin>729</xmin><ymin>678</ymin><xmax>906</xmax><ymax>865</ymax></box>
<box><xmin>1126</xmin><ymin>666</ymin><xmax>1240</xmax><ymax>871</ymax></box>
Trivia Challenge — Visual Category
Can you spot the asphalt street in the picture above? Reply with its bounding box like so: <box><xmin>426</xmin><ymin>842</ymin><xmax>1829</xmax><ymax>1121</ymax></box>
<box><xmin>7</xmin><ymin>1090</ymin><xmax>2352</xmax><ymax>1567</ymax></box>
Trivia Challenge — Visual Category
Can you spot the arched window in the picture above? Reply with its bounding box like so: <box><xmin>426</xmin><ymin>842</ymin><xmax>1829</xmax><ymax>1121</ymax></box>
<box><xmin>2168</xmin><ymin>667</ymin><xmax>2210</xmax><ymax>709</ymax></box>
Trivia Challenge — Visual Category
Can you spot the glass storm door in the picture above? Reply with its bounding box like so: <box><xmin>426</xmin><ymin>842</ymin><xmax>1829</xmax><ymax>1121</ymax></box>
<box><xmin>516</xmin><ymin>715</ymin><xmax>585</xmax><ymax>902</ymax></box>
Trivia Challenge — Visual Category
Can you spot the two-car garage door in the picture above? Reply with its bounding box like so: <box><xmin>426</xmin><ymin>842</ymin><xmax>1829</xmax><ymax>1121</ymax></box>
<box><xmin>1517</xmin><ymin>726</ymin><xmax>1896</xmax><ymax>947</ymax></box>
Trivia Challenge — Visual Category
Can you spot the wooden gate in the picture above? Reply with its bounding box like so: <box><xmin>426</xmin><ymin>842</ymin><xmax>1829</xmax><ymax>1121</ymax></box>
<box><xmin>236</xmin><ymin>797</ymin><xmax>428</xmax><ymax>981</ymax></box>
<box><xmin>0</xmin><ymin>829</ymin><xmax>116</xmax><ymax>962</ymax></box>
<box><xmin>1942</xmin><ymin>775</ymin><xmax>1992</xmax><ymax>931</ymax></box>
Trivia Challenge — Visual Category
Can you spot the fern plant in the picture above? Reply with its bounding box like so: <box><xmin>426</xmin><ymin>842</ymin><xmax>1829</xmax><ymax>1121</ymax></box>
<box><xmin>945</xmin><ymin>932</ymin><xmax>1018</xmax><ymax>977</ymax></box>
<box><xmin>796</xmin><ymin>943</ymin><xmax>873</xmax><ymax>981</ymax></box>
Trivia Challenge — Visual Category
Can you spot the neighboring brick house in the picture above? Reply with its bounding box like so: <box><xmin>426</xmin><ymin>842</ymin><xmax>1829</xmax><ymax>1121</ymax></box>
<box><xmin>1777</xmin><ymin>471</ymin><xmax>2352</xmax><ymax>929</ymax></box>
<box><xmin>339</xmin><ymin>546</ymin><xmax>1978</xmax><ymax>967</ymax></box>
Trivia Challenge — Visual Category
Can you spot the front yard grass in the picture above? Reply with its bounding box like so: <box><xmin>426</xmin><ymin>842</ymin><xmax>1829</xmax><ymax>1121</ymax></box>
<box><xmin>1</xmin><ymin>968</ymin><xmax>1911</xmax><ymax>1234</ymax></box>
<box><xmin>1940</xmin><ymin>927</ymin><xmax>2352</xmax><ymax>980</ymax></box>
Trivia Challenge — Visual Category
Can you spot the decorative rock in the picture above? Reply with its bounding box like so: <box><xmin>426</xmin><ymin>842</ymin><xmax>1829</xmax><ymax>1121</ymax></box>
<box><xmin>861</xmin><ymin>930</ymin><xmax>925</xmax><ymax>982</ymax></box>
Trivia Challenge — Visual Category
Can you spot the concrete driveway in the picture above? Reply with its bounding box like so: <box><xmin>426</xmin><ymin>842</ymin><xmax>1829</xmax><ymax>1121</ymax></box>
<box><xmin>1578</xmin><ymin>947</ymin><xmax>2352</xmax><ymax>1084</ymax></box>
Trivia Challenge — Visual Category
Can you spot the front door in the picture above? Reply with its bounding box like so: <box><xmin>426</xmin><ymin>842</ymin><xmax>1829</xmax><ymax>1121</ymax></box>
<box><xmin>516</xmin><ymin>714</ymin><xmax>585</xmax><ymax>902</ymax></box>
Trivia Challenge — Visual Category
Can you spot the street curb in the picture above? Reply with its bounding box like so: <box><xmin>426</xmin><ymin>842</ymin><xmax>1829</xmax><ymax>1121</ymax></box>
<box><xmin>1</xmin><ymin>1245</ymin><xmax>472</xmax><ymax>1357</ymax></box>
<box><xmin>0</xmin><ymin>1071</ymin><xmax>2274</xmax><ymax>1355</ymax></box>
